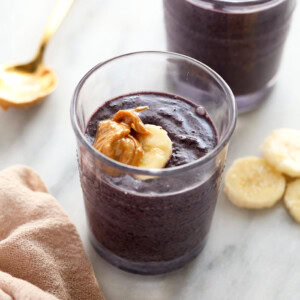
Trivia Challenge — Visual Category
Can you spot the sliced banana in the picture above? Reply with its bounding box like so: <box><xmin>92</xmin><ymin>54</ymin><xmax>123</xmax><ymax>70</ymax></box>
<box><xmin>284</xmin><ymin>179</ymin><xmax>300</xmax><ymax>223</ymax></box>
<box><xmin>224</xmin><ymin>157</ymin><xmax>286</xmax><ymax>209</ymax></box>
<box><xmin>136</xmin><ymin>124</ymin><xmax>172</xmax><ymax>169</ymax></box>
<box><xmin>262</xmin><ymin>128</ymin><xmax>300</xmax><ymax>177</ymax></box>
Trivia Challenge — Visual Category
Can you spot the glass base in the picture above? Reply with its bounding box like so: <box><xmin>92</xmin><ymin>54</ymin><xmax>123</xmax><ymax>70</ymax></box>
<box><xmin>236</xmin><ymin>79</ymin><xmax>276</xmax><ymax>114</ymax></box>
<box><xmin>89</xmin><ymin>232</ymin><xmax>206</xmax><ymax>275</ymax></box>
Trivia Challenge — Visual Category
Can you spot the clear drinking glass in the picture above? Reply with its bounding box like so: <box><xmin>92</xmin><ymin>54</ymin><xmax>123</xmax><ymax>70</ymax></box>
<box><xmin>71</xmin><ymin>51</ymin><xmax>237</xmax><ymax>275</ymax></box>
<box><xmin>163</xmin><ymin>0</ymin><xmax>296</xmax><ymax>113</ymax></box>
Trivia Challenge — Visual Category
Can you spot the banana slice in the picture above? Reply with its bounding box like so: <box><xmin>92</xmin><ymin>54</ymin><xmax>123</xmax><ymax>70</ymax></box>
<box><xmin>224</xmin><ymin>157</ymin><xmax>286</xmax><ymax>209</ymax></box>
<box><xmin>284</xmin><ymin>179</ymin><xmax>300</xmax><ymax>223</ymax></box>
<box><xmin>136</xmin><ymin>124</ymin><xmax>172</xmax><ymax>169</ymax></box>
<box><xmin>261</xmin><ymin>129</ymin><xmax>300</xmax><ymax>177</ymax></box>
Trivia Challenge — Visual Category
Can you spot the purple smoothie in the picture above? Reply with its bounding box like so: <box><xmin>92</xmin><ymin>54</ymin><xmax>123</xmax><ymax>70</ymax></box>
<box><xmin>80</xmin><ymin>92</ymin><xmax>221</xmax><ymax>274</ymax></box>
<box><xmin>163</xmin><ymin>0</ymin><xmax>296</xmax><ymax>111</ymax></box>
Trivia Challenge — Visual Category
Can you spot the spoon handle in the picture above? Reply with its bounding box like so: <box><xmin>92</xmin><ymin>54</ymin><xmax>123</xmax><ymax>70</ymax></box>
<box><xmin>2</xmin><ymin>0</ymin><xmax>74</xmax><ymax>74</ymax></box>
<box><xmin>42</xmin><ymin>0</ymin><xmax>74</xmax><ymax>44</ymax></box>
<box><xmin>29</xmin><ymin>0</ymin><xmax>73</xmax><ymax>68</ymax></box>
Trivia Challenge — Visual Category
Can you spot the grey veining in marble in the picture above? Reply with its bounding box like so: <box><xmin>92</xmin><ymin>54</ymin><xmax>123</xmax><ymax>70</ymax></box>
<box><xmin>0</xmin><ymin>1</ymin><xmax>300</xmax><ymax>299</ymax></box>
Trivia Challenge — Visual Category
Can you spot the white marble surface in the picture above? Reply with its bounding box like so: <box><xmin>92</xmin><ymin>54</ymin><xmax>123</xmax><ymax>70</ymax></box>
<box><xmin>1</xmin><ymin>1</ymin><xmax>300</xmax><ymax>299</ymax></box>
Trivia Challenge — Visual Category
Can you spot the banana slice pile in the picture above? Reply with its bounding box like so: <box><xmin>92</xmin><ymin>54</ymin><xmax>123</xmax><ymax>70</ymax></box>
<box><xmin>224</xmin><ymin>128</ymin><xmax>300</xmax><ymax>224</ymax></box>
<box><xmin>262</xmin><ymin>129</ymin><xmax>300</xmax><ymax>177</ymax></box>
<box><xmin>284</xmin><ymin>179</ymin><xmax>300</xmax><ymax>223</ymax></box>
<box><xmin>224</xmin><ymin>157</ymin><xmax>285</xmax><ymax>209</ymax></box>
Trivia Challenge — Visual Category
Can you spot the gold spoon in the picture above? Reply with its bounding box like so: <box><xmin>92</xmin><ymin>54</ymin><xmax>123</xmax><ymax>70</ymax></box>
<box><xmin>0</xmin><ymin>0</ymin><xmax>73</xmax><ymax>110</ymax></box>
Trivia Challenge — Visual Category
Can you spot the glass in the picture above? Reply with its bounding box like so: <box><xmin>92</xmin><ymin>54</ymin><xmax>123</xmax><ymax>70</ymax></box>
<box><xmin>163</xmin><ymin>0</ymin><xmax>296</xmax><ymax>113</ymax></box>
<box><xmin>71</xmin><ymin>51</ymin><xmax>237</xmax><ymax>274</ymax></box>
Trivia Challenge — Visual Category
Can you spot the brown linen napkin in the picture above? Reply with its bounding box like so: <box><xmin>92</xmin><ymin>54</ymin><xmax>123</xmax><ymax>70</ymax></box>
<box><xmin>0</xmin><ymin>165</ymin><xmax>105</xmax><ymax>300</ymax></box>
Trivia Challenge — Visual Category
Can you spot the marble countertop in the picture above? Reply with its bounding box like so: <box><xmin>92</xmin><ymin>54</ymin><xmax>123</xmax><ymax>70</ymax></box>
<box><xmin>1</xmin><ymin>1</ymin><xmax>300</xmax><ymax>299</ymax></box>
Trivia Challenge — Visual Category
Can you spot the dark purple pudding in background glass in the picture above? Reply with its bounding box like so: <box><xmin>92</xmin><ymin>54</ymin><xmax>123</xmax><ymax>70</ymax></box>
<box><xmin>71</xmin><ymin>52</ymin><xmax>237</xmax><ymax>275</ymax></box>
<box><xmin>163</xmin><ymin>0</ymin><xmax>296</xmax><ymax>113</ymax></box>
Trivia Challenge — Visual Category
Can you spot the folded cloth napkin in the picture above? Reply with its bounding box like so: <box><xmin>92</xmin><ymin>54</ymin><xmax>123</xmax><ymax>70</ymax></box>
<box><xmin>0</xmin><ymin>165</ymin><xmax>105</xmax><ymax>300</ymax></box>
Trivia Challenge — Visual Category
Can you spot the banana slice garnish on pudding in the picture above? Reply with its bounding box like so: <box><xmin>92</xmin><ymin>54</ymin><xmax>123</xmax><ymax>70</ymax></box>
<box><xmin>93</xmin><ymin>107</ymin><xmax>173</xmax><ymax>173</ymax></box>
<box><xmin>136</xmin><ymin>124</ymin><xmax>172</xmax><ymax>169</ymax></box>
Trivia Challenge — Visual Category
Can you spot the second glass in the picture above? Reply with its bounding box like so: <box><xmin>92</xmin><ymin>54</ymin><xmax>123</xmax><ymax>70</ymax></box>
<box><xmin>163</xmin><ymin>0</ymin><xmax>296</xmax><ymax>113</ymax></box>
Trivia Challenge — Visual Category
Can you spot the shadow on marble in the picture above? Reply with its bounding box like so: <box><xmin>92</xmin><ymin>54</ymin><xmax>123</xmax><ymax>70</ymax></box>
<box><xmin>85</xmin><ymin>232</ymin><xmax>204</xmax><ymax>300</ymax></box>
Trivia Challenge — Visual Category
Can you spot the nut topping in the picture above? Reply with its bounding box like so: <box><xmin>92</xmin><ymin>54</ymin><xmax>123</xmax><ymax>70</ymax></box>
<box><xmin>93</xmin><ymin>107</ymin><xmax>150</xmax><ymax>166</ymax></box>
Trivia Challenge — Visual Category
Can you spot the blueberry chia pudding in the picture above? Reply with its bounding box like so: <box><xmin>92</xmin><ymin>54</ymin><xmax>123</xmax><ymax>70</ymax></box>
<box><xmin>163</xmin><ymin>0</ymin><xmax>296</xmax><ymax>112</ymax></box>
<box><xmin>79</xmin><ymin>92</ymin><xmax>223</xmax><ymax>274</ymax></box>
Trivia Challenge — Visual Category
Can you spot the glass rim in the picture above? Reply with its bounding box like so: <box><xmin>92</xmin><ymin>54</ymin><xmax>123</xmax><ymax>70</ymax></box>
<box><xmin>70</xmin><ymin>51</ymin><xmax>237</xmax><ymax>177</ymax></box>
<box><xmin>185</xmin><ymin>0</ymin><xmax>286</xmax><ymax>12</ymax></box>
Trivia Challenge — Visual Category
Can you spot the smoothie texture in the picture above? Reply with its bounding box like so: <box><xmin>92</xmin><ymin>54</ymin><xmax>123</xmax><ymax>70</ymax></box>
<box><xmin>163</xmin><ymin>0</ymin><xmax>296</xmax><ymax>111</ymax></box>
<box><xmin>79</xmin><ymin>92</ymin><xmax>222</xmax><ymax>274</ymax></box>
<box><xmin>86</xmin><ymin>92</ymin><xmax>218</xmax><ymax>167</ymax></box>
